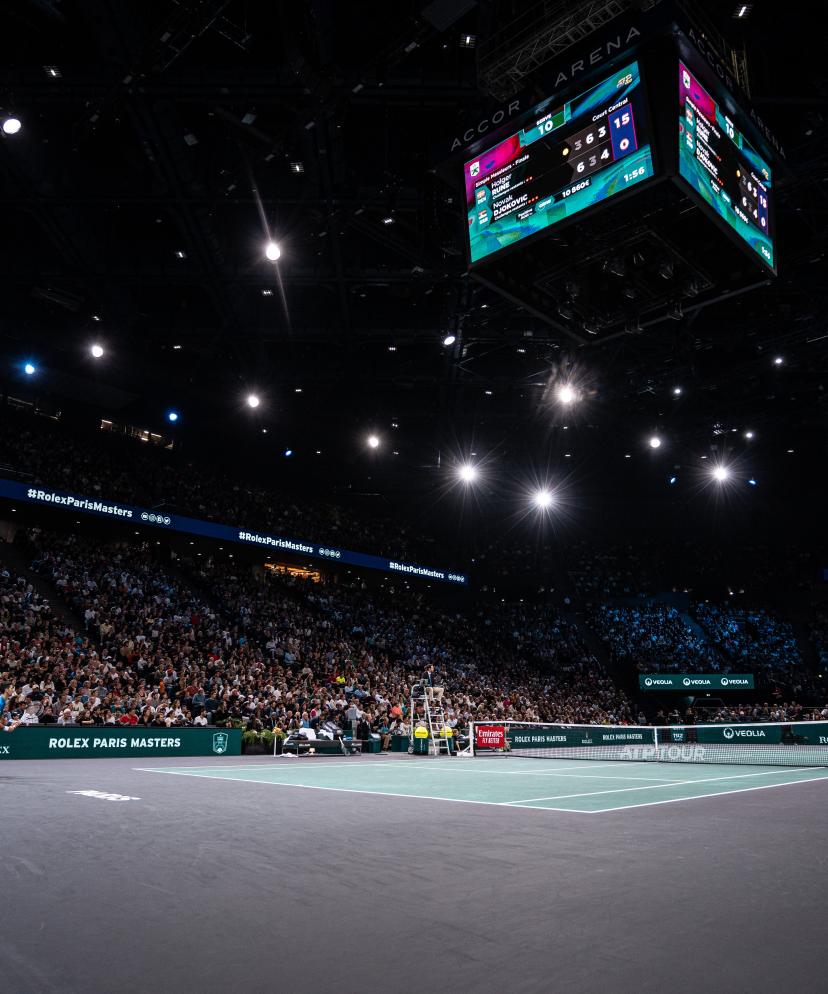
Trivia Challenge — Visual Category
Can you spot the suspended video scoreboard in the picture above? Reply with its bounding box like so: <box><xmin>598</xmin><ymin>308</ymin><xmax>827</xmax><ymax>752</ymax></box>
<box><xmin>450</xmin><ymin>9</ymin><xmax>779</xmax><ymax>306</ymax></box>
<box><xmin>678</xmin><ymin>61</ymin><xmax>773</xmax><ymax>270</ymax></box>
<box><xmin>466</xmin><ymin>61</ymin><xmax>655</xmax><ymax>264</ymax></box>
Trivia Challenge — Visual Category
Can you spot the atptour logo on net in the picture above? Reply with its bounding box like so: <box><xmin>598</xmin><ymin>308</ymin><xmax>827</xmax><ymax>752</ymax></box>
<box><xmin>722</xmin><ymin>727</ymin><xmax>766</xmax><ymax>740</ymax></box>
<box><xmin>140</xmin><ymin>511</ymin><xmax>172</xmax><ymax>526</ymax></box>
<box><xmin>26</xmin><ymin>488</ymin><xmax>133</xmax><ymax>518</ymax></box>
<box><xmin>621</xmin><ymin>744</ymin><xmax>706</xmax><ymax>762</ymax></box>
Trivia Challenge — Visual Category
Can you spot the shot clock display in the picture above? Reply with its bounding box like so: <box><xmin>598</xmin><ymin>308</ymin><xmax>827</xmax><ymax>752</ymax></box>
<box><xmin>678</xmin><ymin>61</ymin><xmax>774</xmax><ymax>270</ymax></box>
<box><xmin>465</xmin><ymin>61</ymin><xmax>655</xmax><ymax>264</ymax></box>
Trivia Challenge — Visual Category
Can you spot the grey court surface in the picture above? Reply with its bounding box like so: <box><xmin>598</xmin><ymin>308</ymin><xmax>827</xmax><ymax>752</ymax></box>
<box><xmin>3</xmin><ymin>754</ymin><xmax>827</xmax><ymax>994</ymax></box>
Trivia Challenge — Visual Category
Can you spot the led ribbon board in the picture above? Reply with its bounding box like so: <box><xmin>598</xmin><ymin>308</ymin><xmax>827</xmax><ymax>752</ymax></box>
<box><xmin>678</xmin><ymin>61</ymin><xmax>774</xmax><ymax>270</ymax></box>
<box><xmin>465</xmin><ymin>61</ymin><xmax>655</xmax><ymax>264</ymax></box>
<box><xmin>0</xmin><ymin>478</ymin><xmax>468</xmax><ymax>586</ymax></box>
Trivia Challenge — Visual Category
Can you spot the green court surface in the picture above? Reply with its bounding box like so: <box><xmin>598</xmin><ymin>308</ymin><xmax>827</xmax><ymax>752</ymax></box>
<box><xmin>136</xmin><ymin>755</ymin><xmax>828</xmax><ymax>813</ymax></box>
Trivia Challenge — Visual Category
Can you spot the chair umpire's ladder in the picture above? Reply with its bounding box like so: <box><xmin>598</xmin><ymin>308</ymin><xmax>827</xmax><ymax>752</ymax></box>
<box><xmin>410</xmin><ymin>686</ymin><xmax>452</xmax><ymax>756</ymax></box>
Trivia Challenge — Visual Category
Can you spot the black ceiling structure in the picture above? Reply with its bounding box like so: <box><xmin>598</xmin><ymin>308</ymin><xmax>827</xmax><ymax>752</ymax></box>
<box><xmin>1</xmin><ymin>0</ymin><xmax>826</xmax><ymax>533</ymax></box>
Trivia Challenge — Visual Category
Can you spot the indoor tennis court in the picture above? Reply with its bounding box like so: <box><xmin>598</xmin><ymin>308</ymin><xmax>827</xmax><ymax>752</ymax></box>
<box><xmin>4</xmin><ymin>753</ymin><xmax>827</xmax><ymax>994</ymax></box>
<box><xmin>135</xmin><ymin>753</ymin><xmax>828</xmax><ymax>813</ymax></box>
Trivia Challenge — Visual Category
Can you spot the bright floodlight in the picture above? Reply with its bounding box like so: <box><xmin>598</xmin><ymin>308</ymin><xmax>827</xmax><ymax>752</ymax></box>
<box><xmin>458</xmin><ymin>464</ymin><xmax>478</xmax><ymax>484</ymax></box>
<box><xmin>167</xmin><ymin>411</ymin><xmax>179</xmax><ymax>423</ymax></box>
<box><xmin>744</xmin><ymin>430</ymin><xmax>754</xmax><ymax>440</ymax></box>
<box><xmin>712</xmin><ymin>465</ymin><xmax>730</xmax><ymax>482</ymax></box>
<box><xmin>90</xmin><ymin>343</ymin><xmax>104</xmax><ymax>358</ymax></box>
<box><xmin>265</xmin><ymin>241</ymin><xmax>281</xmax><ymax>261</ymax></box>
<box><xmin>557</xmin><ymin>384</ymin><xmax>576</xmax><ymax>405</ymax></box>
<box><xmin>673</xmin><ymin>386</ymin><xmax>682</xmax><ymax>396</ymax></box>
<box><xmin>648</xmin><ymin>435</ymin><xmax>662</xmax><ymax>449</ymax></box>
<box><xmin>367</xmin><ymin>434</ymin><xmax>380</xmax><ymax>449</ymax></box>
<box><xmin>23</xmin><ymin>362</ymin><xmax>36</xmax><ymax>375</ymax></box>
<box><xmin>533</xmin><ymin>489</ymin><xmax>554</xmax><ymax>509</ymax></box>
<box><xmin>773</xmin><ymin>356</ymin><xmax>784</xmax><ymax>366</ymax></box>
<box><xmin>246</xmin><ymin>394</ymin><xmax>260</xmax><ymax>408</ymax></box>
<box><xmin>443</xmin><ymin>334</ymin><xmax>456</xmax><ymax>346</ymax></box>
<box><xmin>2</xmin><ymin>117</ymin><xmax>21</xmax><ymax>135</ymax></box>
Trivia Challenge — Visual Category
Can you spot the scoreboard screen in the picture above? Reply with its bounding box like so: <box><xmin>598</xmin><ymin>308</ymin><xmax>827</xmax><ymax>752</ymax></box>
<box><xmin>465</xmin><ymin>62</ymin><xmax>655</xmax><ymax>265</ymax></box>
<box><xmin>678</xmin><ymin>62</ymin><xmax>774</xmax><ymax>270</ymax></box>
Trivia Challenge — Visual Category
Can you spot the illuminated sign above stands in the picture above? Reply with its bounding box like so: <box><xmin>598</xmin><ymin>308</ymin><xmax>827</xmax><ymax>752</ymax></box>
<box><xmin>465</xmin><ymin>61</ymin><xmax>655</xmax><ymax>264</ymax></box>
<box><xmin>0</xmin><ymin>478</ymin><xmax>468</xmax><ymax>586</ymax></box>
<box><xmin>639</xmin><ymin>674</ymin><xmax>755</xmax><ymax>691</ymax></box>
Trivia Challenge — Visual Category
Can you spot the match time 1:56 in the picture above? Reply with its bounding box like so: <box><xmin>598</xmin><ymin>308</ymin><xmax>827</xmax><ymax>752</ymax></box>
<box><xmin>623</xmin><ymin>166</ymin><xmax>646</xmax><ymax>183</ymax></box>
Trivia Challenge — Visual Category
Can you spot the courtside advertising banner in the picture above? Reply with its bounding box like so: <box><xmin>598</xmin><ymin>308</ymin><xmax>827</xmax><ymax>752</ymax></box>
<box><xmin>639</xmin><ymin>673</ymin><xmax>755</xmax><ymax>691</ymax></box>
<box><xmin>475</xmin><ymin>724</ymin><xmax>506</xmax><ymax>749</ymax></box>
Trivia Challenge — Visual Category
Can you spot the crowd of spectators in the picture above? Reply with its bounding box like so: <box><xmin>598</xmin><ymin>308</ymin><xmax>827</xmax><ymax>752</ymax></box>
<box><xmin>0</xmin><ymin>410</ymin><xmax>435</xmax><ymax>564</ymax></box>
<box><xmin>591</xmin><ymin>604</ymin><xmax>719</xmax><ymax>673</ymax></box>
<box><xmin>692</xmin><ymin>602</ymin><xmax>815</xmax><ymax>695</ymax></box>
<box><xmin>809</xmin><ymin>607</ymin><xmax>828</xmax><ymax>676</ymax></box>
<box><xmin>2</xmin><ymin>528</ymin><xmax>633</xmax><ymax>736</ymax></box>
<box><xmin>588</xmin><ymin>598</ymin><xmax>819</xmax><ymax>697</ymax></box>
<box><xmin>567</xmin><ymin>542</ymin><xmax>663</xmax><ymax>599</ymax></box>
<box><xmin>693</xmin><ymin>701</ymin><xmax>828</xmax><ymax>724</ymax></box>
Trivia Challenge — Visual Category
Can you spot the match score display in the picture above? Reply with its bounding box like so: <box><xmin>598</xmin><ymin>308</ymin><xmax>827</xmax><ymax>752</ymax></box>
<box><xmin>465</xmin><ymin>61</ymin><xmax>655</xmax><ymax>264</ymax></box>
<box><xmin>678</xmin><ymin>61</ymin><xmax>774</xmax><ymax>271</ymax></box>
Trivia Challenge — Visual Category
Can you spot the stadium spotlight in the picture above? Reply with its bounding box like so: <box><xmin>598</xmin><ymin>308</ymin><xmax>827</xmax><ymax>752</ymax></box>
<box><xmin>648</xmin><ymin>435</ymin><xmax>662</xmax><ymax>449</ymax></box>
<box><xmin>748</xmin><ymin>478</ymin><xmax>757</xmax><ymax>486</ymax></box>
<box><xmin>556</xmin><ymin>383</ymin><xmax>577</xmax><ymax>405</ymax></box>
<box><xmin>672</xmin><ymin>386</ymin><xmax>682</xmax><ymax>396</ymax></box>
<box><xmin>246</xmin><ymin>394</ymin><xmax>261</xmax><ymax>408</ymax></box>
<box><xmin>443</xmin><ymin>334</ymin><xmax>456</xmax><ymax>346</ymax></box>
<box><xmin>773</xmin><ymin>355</ymin><xmax>784</xmax><ymax>366</ymax></box>
<box><xmin>367</xmin><ymin>434</ymin><xmax>380</xmax><ymax>449</ymax></box>
<box><xmin>167</xmin><ymin>411</ymin><xmax>179</xmax><ymax>423</ymax></box>
<box><xmin>284</xmin><ymin>448</ymin><xmax>293</xmax><ymax>457</ymax></box>
<box><xmin>744</xmin><ymin>430</ymin><xmax>755</xmax><ymax>440</ymax></box>
<box><xmin>669</xmin><ymin>476</ymin><xmax>678</xmax><ymax>486</ymax></box>
<box><xmin>457</xmin><ymin>464</ymin><xmax>478</xmax><ymax>484</ymax></box>
<box><xmin>23</xmin><ymin>362</ymin><xmax>36</xmax><ymax>375</ymax></box>
<box><xmin>532</xmin><ymin>488</ymin><xmax>554</xmax><ymax>509</ymax></box>
<box><xmin>90</xmin><ymin>343</ymin><xmax>104</xmax><ymax>358</ymax></box>
<box><xmin>2</xmin><ymin>117</ymin><xmax>22</xmax><ymax>135</ymax></box>
<box><xmin>264</xmin><ymin>241</ymin><xmax>281</xmax><ymax>261</ymax></box>
<box><xmin>712</xmin><ymin>465</ymin><xmax>730</xmax><ymax>482</ymax></box>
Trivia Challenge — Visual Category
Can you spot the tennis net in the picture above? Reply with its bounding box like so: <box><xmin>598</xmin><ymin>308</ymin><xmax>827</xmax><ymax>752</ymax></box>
<box><xmin>470</xmin><ymin>720</ymin><xmax>828</xmax><ymax>766</ymax></box>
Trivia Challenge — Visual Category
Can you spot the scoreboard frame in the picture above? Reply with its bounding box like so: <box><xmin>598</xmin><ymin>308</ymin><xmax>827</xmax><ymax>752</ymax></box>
<box><xmin>671</xmin><ymin>42</ymin><xmax>776</xmax><ymax>275</ymax></box>
<box><xmin>463</xmin><ymin>58</ymin><xmax>661</xmax><ymax>269</ymax></box>
<box><xmin>456</xmin><ymin>28</ymin><xmax>778</xmax><ymax>279</ymax></box>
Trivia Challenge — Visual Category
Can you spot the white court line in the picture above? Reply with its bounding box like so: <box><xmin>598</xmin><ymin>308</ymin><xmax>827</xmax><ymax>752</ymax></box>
<box><xmin>422</xmin><ymin>767</ymin><xmax>685</xmax><ymax>782</ymax></box>
<box><xmin>134</xmin><ymin>760</ymin><xmax>680</xmax><ymax>783</ymax></box>
<box><xmin>134</xmin><ymin>765</ymin><xmax>828</xmax><ymax>815</ymax></box>
<box><xmin>134</xmin><ymin>760</ymin><xmax>631</xmax><ymax>775</ymax></box>
<box><xmin>133</xmin><ymin>761</ymin><xmax>402</xmax><ymax>772</ymax></box>
<box><xmin>585</xmin><ymin>772</ymin><xmax>828</xmax><ymax>812</ymax></box>
<box><xmin>501</xmin><ymin>766</ymin><xmax>821</xmax><ymax>805</ymax></box>
<box><xmin>133</xmin><ymin>768</ymin><xmax>592</xmax><ymax>813</ymax></box>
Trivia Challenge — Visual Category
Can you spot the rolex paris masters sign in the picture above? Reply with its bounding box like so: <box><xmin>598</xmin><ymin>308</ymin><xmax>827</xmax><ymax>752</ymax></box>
<box><xmin>0</xmin><ymin>726</ymin><xmax>241</xmax><ymax>760</ymax></box>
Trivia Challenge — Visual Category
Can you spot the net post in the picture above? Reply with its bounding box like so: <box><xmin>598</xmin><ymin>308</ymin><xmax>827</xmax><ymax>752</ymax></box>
<box><xmin>460</xmin><ymin>721</ymin><xmax>474</xmax><ymax>758</ymax></box>
<box><xmin>653</xmin><ymin>724</ymin><xmax>659</xmax><ymax>759</ymax></box>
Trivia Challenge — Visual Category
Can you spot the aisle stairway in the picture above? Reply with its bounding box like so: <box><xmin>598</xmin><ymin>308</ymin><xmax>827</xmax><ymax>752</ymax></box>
<box><xmin>0</xmin><ymin>538</ymin><xmax>87</xmax><ymax>632</ymax></box>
